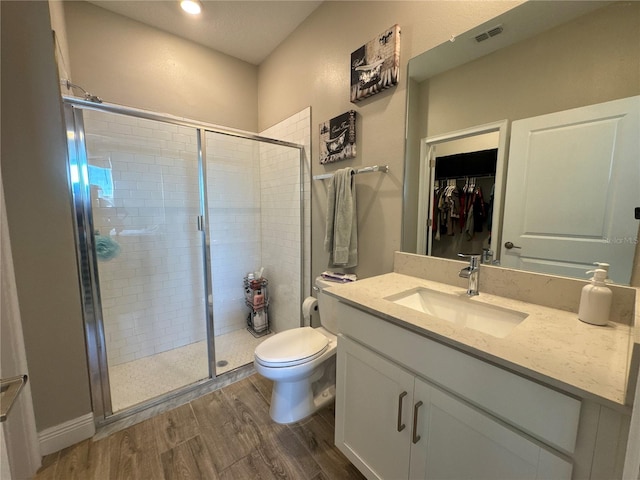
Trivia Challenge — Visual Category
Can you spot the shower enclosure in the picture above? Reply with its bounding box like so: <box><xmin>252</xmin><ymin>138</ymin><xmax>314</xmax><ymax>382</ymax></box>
<box><xmin>64</xmin><ymin>98</ymin><xmax>305</xmax><ymax>422</ymax></box>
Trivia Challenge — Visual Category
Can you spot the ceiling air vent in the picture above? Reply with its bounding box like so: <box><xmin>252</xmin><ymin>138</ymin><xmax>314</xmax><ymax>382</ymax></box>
<box><xmin>475</xmin><ymin>25</ymin><xmax>504</xmax><ymax>43</ymax></box>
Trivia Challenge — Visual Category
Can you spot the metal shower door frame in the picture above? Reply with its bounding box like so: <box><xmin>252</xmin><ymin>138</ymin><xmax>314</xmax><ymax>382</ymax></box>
<box><xmin>64</xmin><ymin>104</ymin><xmax>113</xmax><ymax>419</ymax></box>
<box><xmin>63</xmin><ymin>97</ymin><xmax>305</xmax><ymax>425</ymax></box>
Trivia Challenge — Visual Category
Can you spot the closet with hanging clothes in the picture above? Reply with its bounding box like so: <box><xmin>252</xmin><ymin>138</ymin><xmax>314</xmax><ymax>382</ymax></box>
<box><xmin>430</xmin><ymin>149</ymin><xmax>497</xmax><ymax>260</ymax></box>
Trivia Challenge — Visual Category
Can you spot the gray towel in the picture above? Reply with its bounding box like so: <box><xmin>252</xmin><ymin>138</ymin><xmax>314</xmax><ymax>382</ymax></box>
<box><xmin>324</xmin><ymin>167</ymin><xmax>357</xmax><ymax>267</ymax></box>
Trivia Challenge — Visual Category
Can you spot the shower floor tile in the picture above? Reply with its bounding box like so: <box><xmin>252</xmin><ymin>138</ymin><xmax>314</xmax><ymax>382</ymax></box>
<box><xmin>109</xmin><ymin>329</ymin><xmax>272</xmax><ymax>412</ymax></box>
<box><xmin>214</xmin><ymin>328</ymin><xmax>272</xmax><ymax>375</ymax></box>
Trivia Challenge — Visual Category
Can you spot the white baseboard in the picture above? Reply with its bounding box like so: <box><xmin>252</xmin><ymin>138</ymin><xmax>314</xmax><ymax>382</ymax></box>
<box><xmin>38</xmin><ymin>413</ymin><xmax>95</xmax><ymax>456</ymax></box>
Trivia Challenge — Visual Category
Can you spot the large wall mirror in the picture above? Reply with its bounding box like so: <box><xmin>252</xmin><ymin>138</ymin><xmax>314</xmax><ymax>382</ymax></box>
<box><xmin>402</xmin><ymin>1</ymin><xmax>640</xmax><ymax>284</ymax></box>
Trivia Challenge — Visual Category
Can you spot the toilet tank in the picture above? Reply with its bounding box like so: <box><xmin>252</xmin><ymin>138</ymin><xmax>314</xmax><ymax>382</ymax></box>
<box><xmin>315</xmin><ymin>276</ymin><xmax>341</xmax><ymax>334</ymax></box>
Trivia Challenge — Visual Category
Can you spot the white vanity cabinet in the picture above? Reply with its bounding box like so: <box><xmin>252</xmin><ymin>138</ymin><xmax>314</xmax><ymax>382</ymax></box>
<box><xmin>337</xmin><ymin>335</ymin><xmax>573</xmax><ymax>480</ymax></box>
<box><xmin>410</xmin><ymin>379</ymin><xmax>572</xmax><ymax>479</ymax></box>
<box><xmin>336</xmin><ymin>334</ymin><xmax>414</xmax><ymax>480</ymax></box>
<box><xmin>335</xmin><ymin>302</ymin><xmax>579</xmax><ymax>480</ymax></box>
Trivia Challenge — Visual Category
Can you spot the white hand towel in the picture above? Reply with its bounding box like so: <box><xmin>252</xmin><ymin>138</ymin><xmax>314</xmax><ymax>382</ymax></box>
<box><xmin>324</xmin><ymin>167</ymin><xmax>357</xmax><ymax>267</ymax></box>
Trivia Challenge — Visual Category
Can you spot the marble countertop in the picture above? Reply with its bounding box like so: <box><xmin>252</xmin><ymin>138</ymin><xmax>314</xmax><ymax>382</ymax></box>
<box><xmin>325</xmin><ymin>272</ymin><xmax>637</xmax><ymax>411</ymax></box>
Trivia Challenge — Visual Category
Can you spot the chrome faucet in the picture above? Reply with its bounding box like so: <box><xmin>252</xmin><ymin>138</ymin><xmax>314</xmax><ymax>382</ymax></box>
<box><xmin>458</xmin><ymin>253</ymin><xmax>481</xmax><ymax>296</ymax></box>
<box><xmin>481</xmin><ymin>248</ymin><xmax>494</xmax><ymax>264</ymax></box>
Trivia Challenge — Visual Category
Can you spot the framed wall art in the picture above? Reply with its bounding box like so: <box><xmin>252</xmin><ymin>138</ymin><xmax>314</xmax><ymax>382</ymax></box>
<box><xmin>319</xmin><ymin>110</ymin><xmax>356</xmax><ymax>165</ymax></box>
<box><xmin>350</xmin><ymin>24</ymin><xmax>400</xmax><ymax>103</ymax></box>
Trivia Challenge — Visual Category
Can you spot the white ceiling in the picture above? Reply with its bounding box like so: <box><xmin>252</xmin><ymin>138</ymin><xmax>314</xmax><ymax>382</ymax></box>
<box><xmin>88</xmin><ymin>1</ymin><xmax>323</xmax><ymax>65</ymax></box>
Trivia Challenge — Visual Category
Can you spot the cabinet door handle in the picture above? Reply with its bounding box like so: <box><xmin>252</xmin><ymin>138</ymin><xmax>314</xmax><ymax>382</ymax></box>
<box><xmin>412</xmin><ymin>401</ymin><xmax>423</xmax><ymax>444</ymax></box>
<box><xmin>397</xmin><ymin>391</ymin><xmax>407</xmax><ymax>432</ymax></box>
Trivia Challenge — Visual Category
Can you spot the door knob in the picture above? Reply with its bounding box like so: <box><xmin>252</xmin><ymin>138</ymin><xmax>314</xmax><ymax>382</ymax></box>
<box><xmin>504</xmin><ymin>241</ymin><xmax>522</xmax><ymax>250</ymax></box>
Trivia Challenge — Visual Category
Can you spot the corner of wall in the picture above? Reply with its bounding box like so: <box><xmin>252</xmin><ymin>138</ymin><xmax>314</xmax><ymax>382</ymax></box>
<box><xmin>2</xmin><ymin>0</ymin><xmax>92</xmax><ymax>433</ymax></box>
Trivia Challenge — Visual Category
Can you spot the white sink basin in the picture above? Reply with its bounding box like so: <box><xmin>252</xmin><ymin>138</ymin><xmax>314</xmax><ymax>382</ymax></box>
<box><xmin>385</xmin><ymin>288</ymin><xmax>528</xmax><ymax>338</ymax></box>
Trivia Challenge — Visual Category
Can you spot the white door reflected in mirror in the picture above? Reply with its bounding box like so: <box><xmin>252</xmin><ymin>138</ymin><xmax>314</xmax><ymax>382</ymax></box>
<box><xmin>501</xmin><ymin>96</ymin><xmax>640</xmax><ymax>284</ymax></box>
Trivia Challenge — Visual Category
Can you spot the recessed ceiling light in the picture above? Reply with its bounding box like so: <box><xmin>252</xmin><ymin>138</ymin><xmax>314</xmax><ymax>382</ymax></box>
<box><xmin>180</xmin><ymin>0</ymin><xmax>202</xmax><ymax>15</ymax></box>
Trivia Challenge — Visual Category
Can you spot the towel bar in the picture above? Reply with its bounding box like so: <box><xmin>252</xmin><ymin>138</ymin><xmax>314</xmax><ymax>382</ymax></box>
<box><xmin>313</xmin><ymin>164</ymin><xmax>389</xmax><ymax>181</ymax></box>
<box><xmin>0</xmin><ymin>375</ymin><xmax>27</xmax><ymax>422</ymax></box>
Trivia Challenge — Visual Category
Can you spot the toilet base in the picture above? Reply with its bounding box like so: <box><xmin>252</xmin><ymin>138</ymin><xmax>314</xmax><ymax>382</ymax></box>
<box><xmin>267</xmin><ymin>356</ymin><xmax>336</xmax><ymax>424</ymax></box>
<box><xmin>269</xmin><ymin>381</ymin><xmax>335</xmax><ymax>424</ymax></box>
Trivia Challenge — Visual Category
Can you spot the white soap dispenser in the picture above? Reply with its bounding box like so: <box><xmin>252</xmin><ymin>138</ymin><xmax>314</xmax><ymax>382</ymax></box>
<box><xmin>578</xmin><ymin>269</ymin><xmax>612</xmax><ymax>326</ymax></box>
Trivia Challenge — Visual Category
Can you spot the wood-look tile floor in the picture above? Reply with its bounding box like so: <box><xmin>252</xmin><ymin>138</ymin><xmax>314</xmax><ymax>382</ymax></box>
<box><xmin>34</xmin><ymin>374</ymin><xmax>366</xmax><ymax>480</ymax></box>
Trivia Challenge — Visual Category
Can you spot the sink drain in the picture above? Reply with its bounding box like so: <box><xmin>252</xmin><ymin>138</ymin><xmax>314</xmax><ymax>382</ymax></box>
<box><xmin>216</xmin><ymin>360</ymin><xmax>228</xmax><ymax>367</ymax></box>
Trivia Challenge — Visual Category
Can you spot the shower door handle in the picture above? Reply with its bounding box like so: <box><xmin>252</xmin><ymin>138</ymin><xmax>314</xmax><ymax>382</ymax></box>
<box><xmin>197</xmin><ymin>215</ymin><xmax>205</xmax><ymax>231</ymax></box>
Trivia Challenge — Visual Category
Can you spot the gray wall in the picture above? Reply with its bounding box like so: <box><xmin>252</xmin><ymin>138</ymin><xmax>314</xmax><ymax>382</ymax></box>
<box><xmin>1</xmin><ymin>1</ymin><xmax>92</xmax><ymax>430</ymax></box>
<box><xmin>257</xmin><ymin>1</ymin><xmax>521</xmax><ymax>281</ymax></box>
<box><xmin>423</xmin><ymin>2</ymin><xmax>640</xmax><ymax>137</ymax></box>
<box><xmin>63</xmin><ymin>1</ymin><xmax>259</xmax><ymax>131</ymax></box>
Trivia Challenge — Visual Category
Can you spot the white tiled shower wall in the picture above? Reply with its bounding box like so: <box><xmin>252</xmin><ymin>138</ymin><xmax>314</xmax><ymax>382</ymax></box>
<box><xmin>84</xmin><ymin>108</ymin><xmax>310</xmax><ymax>366</ymax></box>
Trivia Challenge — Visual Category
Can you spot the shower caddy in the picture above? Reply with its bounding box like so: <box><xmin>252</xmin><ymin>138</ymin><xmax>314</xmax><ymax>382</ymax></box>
<box><xmin>244</xmin><ymin>275</ymin><xmax>270</xmax><ymax>337</ymax></box>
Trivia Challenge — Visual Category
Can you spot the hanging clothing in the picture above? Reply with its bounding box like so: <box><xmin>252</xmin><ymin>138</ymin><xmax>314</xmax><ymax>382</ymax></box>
<box><xmin>465</xmin><ymin>203</ymin><xmax>474</xmax><ymax>240</ymax></box>
<box><xmin>473</xmin><ymin>187</ymin><xmax>485</xmax><ymax>233</ymax></box>
<box><xmin>433</xmin><ymin>182</ymin><xmax>463</xmax><ymax>239</ymax></box>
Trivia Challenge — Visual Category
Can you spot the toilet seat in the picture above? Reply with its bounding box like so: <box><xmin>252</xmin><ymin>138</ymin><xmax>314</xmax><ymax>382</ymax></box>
<box><xmin>255</xmin><ymin>327</ymin><xmax>329</xmax><ymax>367</ymax></box>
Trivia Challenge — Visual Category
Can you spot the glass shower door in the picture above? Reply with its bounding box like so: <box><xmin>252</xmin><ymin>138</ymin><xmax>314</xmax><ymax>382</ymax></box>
<box><xmin>204</xmin><ymin>130</ymin><xmax>303</xmax><ymax>376</ymax></box>
<box><xmin>204</xmin><ymin>131</ymin><xmax>264</xmax><ymax>375</ymax></box>
<box><xmin>79</xmin><ymin>109</ymin><xmax>209</xmax><ymax>413</ymax></box>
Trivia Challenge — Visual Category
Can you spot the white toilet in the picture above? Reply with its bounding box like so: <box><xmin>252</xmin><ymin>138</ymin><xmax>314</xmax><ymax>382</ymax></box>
<box><xmin>254</xmin><ymin>276</ymin><xmax>340</xmax><ymax>424</ymax></box>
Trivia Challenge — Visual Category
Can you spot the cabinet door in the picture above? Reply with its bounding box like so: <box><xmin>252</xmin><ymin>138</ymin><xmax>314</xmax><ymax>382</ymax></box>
<box><xmin>409</xmin><ymin>378</ymin><xmax>573</xmax><ymax>480</ymax></box>
<box><xmin>336</xmin><ymin>335</ymin><xmax>415</xmax><ymax>480</ymax></box>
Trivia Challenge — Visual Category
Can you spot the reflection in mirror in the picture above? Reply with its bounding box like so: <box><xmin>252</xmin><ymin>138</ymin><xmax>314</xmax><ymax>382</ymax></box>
<box><xmin>431</xmin><ymin>138</ymin><xmax>497</xmax><ymax>259</ymax></box>
<box><xmin>402</xmin><ymin>1</ymin><xmax>640</xmax><ymax>284</ymax></box>
<box><xmin>500</xmin><ymin>97</ymin><xmax>639</xmax><ymax>283</ymax></box>
<box><xmin>417</xmin><ymin>126</ymin><xmax>505</xmax><ymax>262</ymax></box>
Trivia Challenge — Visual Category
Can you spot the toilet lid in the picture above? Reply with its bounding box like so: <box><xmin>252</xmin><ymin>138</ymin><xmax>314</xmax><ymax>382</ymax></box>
<box><xmin>255</xmin><ymin>327</ymin><xmax>329</xmax><ymax>367</ymax></box>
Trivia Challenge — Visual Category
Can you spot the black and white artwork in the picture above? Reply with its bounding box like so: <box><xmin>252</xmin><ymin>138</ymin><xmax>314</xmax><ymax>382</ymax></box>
<box><xmin>350</xmin><ymin>24</ymin><xmax>400</xmax><ymax>103</ymax></box>
<box><xmin>319</xmin><ymin>111</ymin><xmax>356</xmax><ymax>165</ymax></box>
